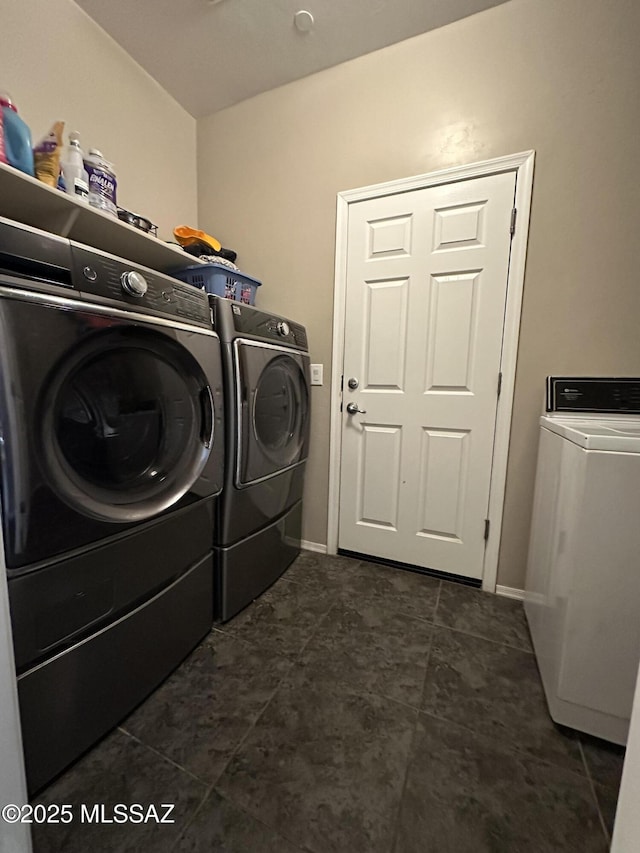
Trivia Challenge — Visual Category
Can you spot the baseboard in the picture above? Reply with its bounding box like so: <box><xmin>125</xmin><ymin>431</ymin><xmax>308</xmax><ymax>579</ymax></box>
<box><xmin>300</xmin><ymin>540</ymin><xmax>328</xmax><ymax>555</ymax></box>
<box><xmin>496</xmin><ymin>585</ymin><xmax>525</xmax><ymax>601</ymax></box>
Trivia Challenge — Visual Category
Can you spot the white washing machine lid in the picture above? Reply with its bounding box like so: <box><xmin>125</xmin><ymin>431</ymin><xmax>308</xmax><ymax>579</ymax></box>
<box><xmin>541</xmin><ymin>415</ymin><xmax>640</xmax><ymax>452</ymax></box>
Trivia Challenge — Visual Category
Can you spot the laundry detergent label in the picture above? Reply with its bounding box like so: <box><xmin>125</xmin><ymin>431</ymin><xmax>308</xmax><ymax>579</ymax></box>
<box><xmin>84</xmin><ymin>163</ymin><xmax>117</xmax><ymax>214</ymax></box>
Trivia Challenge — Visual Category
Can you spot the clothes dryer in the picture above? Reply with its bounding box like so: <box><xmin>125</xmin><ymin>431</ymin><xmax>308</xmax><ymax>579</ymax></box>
<box><xmin>525</xmin><ymin>377</ymin><xmax>640</xmax><ymax>744</ymax></box>
<box><xmin>211</xmin><ymin>296</ymin><xmax>310</xmax><ymax>621</ymax></box>
<box><xmin>0</xmin><ymin>217</ymin><xmax>225</xmax><ymax>792</ymax></box>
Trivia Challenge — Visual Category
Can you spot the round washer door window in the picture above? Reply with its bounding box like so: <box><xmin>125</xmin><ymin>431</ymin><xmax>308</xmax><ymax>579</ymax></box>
<box><xmin>252</xmin><ymin>355</ymin><xmax>308</xmax><ymax>469</ymax></box>
<box><xmin>41</xmin><ymin>329</ymin><xmax>213</xmax><ymax>522</ymax></box>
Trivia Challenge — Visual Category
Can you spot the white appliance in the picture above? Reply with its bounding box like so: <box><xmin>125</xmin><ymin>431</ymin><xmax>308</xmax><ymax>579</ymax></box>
<box><xmin>525</xmin><ymin>377</ymin><xmax>640</xmax><ymax>745</ymax></box>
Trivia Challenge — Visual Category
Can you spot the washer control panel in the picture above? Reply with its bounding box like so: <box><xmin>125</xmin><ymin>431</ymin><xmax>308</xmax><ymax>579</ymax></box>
<box><xmin>547</xmin><ymin>377</ymin><xmax>640</xmax><ymax>413</ymax></box>
<box><xmin>72</xmin><ymin>245</ymin><xmax>211</xmax><ymax>327</ymax></box>
<box><xmin>120</xmin><ymin>270</ymin><xmax>148</xmax><ymax>297</ymax></box>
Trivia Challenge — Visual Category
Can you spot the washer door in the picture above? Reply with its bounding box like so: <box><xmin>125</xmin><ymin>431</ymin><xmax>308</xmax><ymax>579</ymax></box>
<box><xmin>235</xmin><ymin>341</ymin><xmax>310</xmax><ymax>486</ymax></box>
<box><xmin>41</xmin><ymin>326</ymin><xmax>214</xmax><ymax>522</ymax></box>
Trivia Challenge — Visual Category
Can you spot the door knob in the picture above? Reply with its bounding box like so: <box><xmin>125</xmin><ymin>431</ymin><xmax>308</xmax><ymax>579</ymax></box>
<box><xmin>347</xmin><ymin>377</ymin><xmax>359</xmax><ymax>389</ymax></box>
<box><xmin>346</xmin><ymin>402</ymin><xmax>367</xmax><ymax>415</ymax></box>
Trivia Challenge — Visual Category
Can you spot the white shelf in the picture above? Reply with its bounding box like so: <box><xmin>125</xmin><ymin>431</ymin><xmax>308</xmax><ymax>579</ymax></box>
<box><xmin>0</xmin><ymin>161</ymin><xmax>199</xmax><ymax>273</ymax></box>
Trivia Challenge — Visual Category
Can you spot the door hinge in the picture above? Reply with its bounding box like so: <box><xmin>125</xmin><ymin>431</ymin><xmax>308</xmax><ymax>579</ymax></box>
<box><xmin>497</xmin><ymin>371</ymin><xmax>503</xmax><ymax>398</ymax></box>
<box><xmin>484</xmin><ymin>519</ymin><xmax>490</xmax><ymax>541</ymax></box>
<box><xmin>510</xmin><ymin>207</ymin><xmax>517</xmax><ymax>236</ymax></box>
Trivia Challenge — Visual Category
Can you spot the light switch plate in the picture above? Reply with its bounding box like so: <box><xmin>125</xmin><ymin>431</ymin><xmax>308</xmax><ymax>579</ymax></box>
<box><xmin>310</xmin><ymin>364</ymin><xmax>323</xmax><ymax>386</ymax></box>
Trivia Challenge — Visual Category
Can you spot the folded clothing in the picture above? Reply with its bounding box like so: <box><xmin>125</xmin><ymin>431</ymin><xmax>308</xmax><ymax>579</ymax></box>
<box><xmin>197</xmin><ymin>253</ymin><xmax>238</xmax><ymax>270</ymax></box>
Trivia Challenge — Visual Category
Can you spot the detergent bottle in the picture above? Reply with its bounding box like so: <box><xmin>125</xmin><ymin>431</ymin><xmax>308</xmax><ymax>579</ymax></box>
<box><xmin>61</xmin><ymin>131</ymin><xmax>89</xmax><ymax>202</ymax></box>
<box><xmin>0</xmin><ymin>92</ymin><xmax>34</xmax><ymax>176</ymax></box>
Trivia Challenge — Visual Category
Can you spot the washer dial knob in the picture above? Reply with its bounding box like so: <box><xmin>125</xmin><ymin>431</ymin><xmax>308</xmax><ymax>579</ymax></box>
<box><xmin>121</xmin><ymin>271</ymin><xmax>148</xmax><ymax>297</ymax></box>
<box><xmin>276</xmin><ymin>321</ymin><xmax>290</xmax><ymax>337</ymax></box>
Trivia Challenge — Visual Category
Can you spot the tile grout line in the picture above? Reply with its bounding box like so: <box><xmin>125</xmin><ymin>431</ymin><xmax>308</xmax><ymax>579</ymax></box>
<box><xmin>578</xmin><ymin>736</ymin><xmax>612</xmax><ymax>846</ymax></box>
<box><xmin>211</xmin><ymin>792</ymin><xmax>315</xmax><ymax>853</ymax></box>
<box><xmin>119</xmin><ymin>593</ymin><xmax>332</xmax><ymax>810</ymax></box>
<box><xmin>168</xmin><ymin>786</ymin><xmax>311</xmax><ymax>853</ymax></box>
<box><xmin>296</xmin><ymin>565</ymin><xmax>535</xmax><ymax>656</ymax></box>
<box><xmin>204</xmin><ymin>601</ymin><xmax>380</xmax><ymax>853</ymax></box>
<box><xmin>166</xmin><ymin>624</ymin><xmax>317</xmax><ymax>853</ymax></box>
<box><xmin>199</xmin><ymin>633</ymin><xmax>325</xmax><ymax>853</ymax></box>
<box><xmin>389</xmin><ymin>591</ymin><xmax>439</xmax><ymax>853</ymax></box>
<box><xmin>210</xmin><ymin>573</ymin><xmax>332</xmax><ymax>645</ymax></box>
<box><xmin>277</xmin><ymin>573</ymin><xmax>306</xmax><ymax>587</ymax></box>
<box><xmin>211</xmin><ymin>665</ymin><xmax>293</xmax><ymax>784</ymax></box>
<box><xmin>168</xmin><ymin>783</ymin><xmax>214</xmax><ymax>853</ymax></box>
<box><xmin>294</xmin><ymin>602</ymin><xmax>339</xmax><ymax>657</ymax></box>
<box><xmin>113</xmin><ymin>726</ymin><xmax>213</xmax><ymax>853</ymax></box>
<box><xmin>207</xmin><ymin>603</ymin><xmax>339</xmax><ymax>791</ymax></box>
<box><xmin>216</xmin><ymin>572</ymin><xmax>537</xmax><ymax>724</ymax></box>
<box><xmin>432</xmin><ymin>578</ymin><xmax>442</xmax><ymax>623</ymax></box>
<box><xmin>429</xmin><ymin>618</ymin><xmax>534</xmax><ymax>655</ymax></box>
<box><xmin>278</xmin><ymin>586</ymin><xmax>440</xmax><ymax>715</ymax></box>
<box><xmin>210</xmin><ymin>597</ymin><xmax>414</xmax><ymax>853</ymax></box>
<box><xmin>416</xmin><ymin>707</ymin><xmax>591</xmax><ymax>783</ymax></box>
<box><xmin>286</xmin><ymin>660</ymin><xmax>436</xmax><ymax>717</ymax></box>
<box><xmin>217</xmin><ymin>792</ymin><xmax>313</xmax><ymax>853</ymax></box>
<box><xmin>388</xmin><ymin>714</ymin><xmax>421</xmax><ymax>853</ymax></box>
<box><xmin>167</xmin><ymin>572</ymin><xmax>316</xmax><ymax>852</ymax></box>
<box><xmin>116</xmin><ymin>725</ymin><xmax>208</xmax><ymax>786</ymax></box>
<box><xmin>251</xmin><ymin>589</ymin><xmax>438</xmax><ymax>714</ymax></box>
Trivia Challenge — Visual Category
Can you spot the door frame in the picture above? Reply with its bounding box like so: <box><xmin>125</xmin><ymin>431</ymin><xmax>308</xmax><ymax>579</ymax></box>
<box><xmin>327</xmin><ymin>150</ymin><xmax>535</xmax><ymax>592</ymax></box>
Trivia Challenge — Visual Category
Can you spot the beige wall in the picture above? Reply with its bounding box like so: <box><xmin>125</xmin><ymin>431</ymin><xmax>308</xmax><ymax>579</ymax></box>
<box><xmin>0</xmin><ymin>0</ymin><xmax>197</xmax><ymax>240</ymax></box>
<box><xmin>201</xmin><ymin>0</ymin><xmax>640</xmax><ymax>589</ymax></box>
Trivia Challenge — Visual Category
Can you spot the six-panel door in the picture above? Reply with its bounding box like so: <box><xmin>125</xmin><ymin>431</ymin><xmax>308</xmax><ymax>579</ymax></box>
<box><xmin>338</xmin><ymin>171</ymin><xmax>516</xmax><ymax>580</ymax></box>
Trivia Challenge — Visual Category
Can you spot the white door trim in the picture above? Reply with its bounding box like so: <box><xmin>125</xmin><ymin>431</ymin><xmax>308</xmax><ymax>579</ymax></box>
<box><xmin>327</xmin><ymin>151</ymin><xmax>535</xmax><ymax>592</ymax></box>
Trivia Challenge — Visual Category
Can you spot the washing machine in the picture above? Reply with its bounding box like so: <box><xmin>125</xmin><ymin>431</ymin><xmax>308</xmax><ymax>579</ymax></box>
<box><xmin>0</xmin><ymin>217</ymin><xmax>225</xmax><ymax>792</ymax></box>
<box><xmin>525</xmin><ymin>376</ymin><xmax>640</xmax><ymax>744</ymax></box>
<box><xmin>211</xmin><ymin>296</ymin><xmax>310</xmax><ymax>621</ymax></box>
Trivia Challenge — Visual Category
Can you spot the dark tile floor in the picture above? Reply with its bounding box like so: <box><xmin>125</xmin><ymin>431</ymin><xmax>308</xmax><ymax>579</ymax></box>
<box><xmin>31</xmin><ymin>551</ymin><xmax>625</xmax><ymax>852</ymax></box>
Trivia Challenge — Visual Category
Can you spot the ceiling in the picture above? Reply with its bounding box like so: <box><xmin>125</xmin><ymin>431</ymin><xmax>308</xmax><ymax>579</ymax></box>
<box><xmin>74</xmin><ymin>0</ymin><xmax>510</xmax><ymax>118</ymax></box>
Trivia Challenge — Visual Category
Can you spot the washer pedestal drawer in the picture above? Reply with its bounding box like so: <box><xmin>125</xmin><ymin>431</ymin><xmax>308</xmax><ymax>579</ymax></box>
<box><xmin>215</xmin><ymin>500</ymin><xmax>302</xmax><ymax>623</ymax></box>
<box><xmin>17</xmin><ymin>552</ymin><xmax>213</xmax><ymax>795</ymax></box>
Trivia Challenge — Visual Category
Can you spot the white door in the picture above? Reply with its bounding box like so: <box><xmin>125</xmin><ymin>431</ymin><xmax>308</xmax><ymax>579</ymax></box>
<box><xmin>338</xmin><ymin>171</ymin><xmax>516</xmax><ymax>580</ymax></box>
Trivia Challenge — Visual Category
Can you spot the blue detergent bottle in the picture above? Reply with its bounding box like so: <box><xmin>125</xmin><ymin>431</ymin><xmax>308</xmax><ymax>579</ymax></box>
<box><xmin>0</xmin><ymin>92</ymin><xmax>35</xmax><ymax>177</ymax></box>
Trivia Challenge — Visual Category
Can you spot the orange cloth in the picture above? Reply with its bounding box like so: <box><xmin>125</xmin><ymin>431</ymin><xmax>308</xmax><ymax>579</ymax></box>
<box><xmin>173</xmin><ymin>225</ymin><xmax>221</xmax><ymax>253</ymax></box>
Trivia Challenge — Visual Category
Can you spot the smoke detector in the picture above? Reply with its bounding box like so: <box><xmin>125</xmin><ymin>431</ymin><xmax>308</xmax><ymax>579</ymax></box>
<box><xmin>294</xmin><ymin>10</ymin><xmax>314</xmax><ymax>32</ymax></box>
